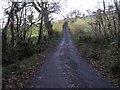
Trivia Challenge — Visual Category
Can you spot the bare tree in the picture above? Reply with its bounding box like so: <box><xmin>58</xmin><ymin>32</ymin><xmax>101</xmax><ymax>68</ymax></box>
<box><xmin>32</xmin><ymin>1</ymin><xmax>60</xmax><ymax>44</ymax></box>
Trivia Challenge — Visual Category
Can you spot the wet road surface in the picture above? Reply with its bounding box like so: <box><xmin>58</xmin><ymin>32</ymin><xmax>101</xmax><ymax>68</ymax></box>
<box><xmin>27</xmin><ymin>22</ymin><xmax>115</xmax><ymax>88</ymax></box>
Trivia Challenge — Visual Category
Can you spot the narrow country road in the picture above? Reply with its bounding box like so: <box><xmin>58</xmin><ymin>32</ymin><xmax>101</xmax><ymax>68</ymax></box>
<box><xmin>27</xmin><ymin>22</ymin><xmax>115</xmax><ymax>88</ymax></box>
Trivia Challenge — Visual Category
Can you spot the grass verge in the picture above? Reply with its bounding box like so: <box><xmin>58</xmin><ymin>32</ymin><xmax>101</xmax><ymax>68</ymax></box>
<box><xmin>2</xmin><ymin>22</ymin><xmax>63</xmax><ymax>88</ymax></box>
<box><xmin>68</xmin><ymin>18</ymin><xmax>120</xmax><ymax>87</ymax></box>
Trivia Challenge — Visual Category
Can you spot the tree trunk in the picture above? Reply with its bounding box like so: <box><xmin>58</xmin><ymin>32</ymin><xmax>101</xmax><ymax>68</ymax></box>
<box><xmin>10</xmin><ymin>14</ymin><xmax>15</xmax><ymax>48</ymax></box>
<box><xmin>37</xmin><ymin>15</ymin><xmax>43</xmax><ymax>44</ymax></box>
